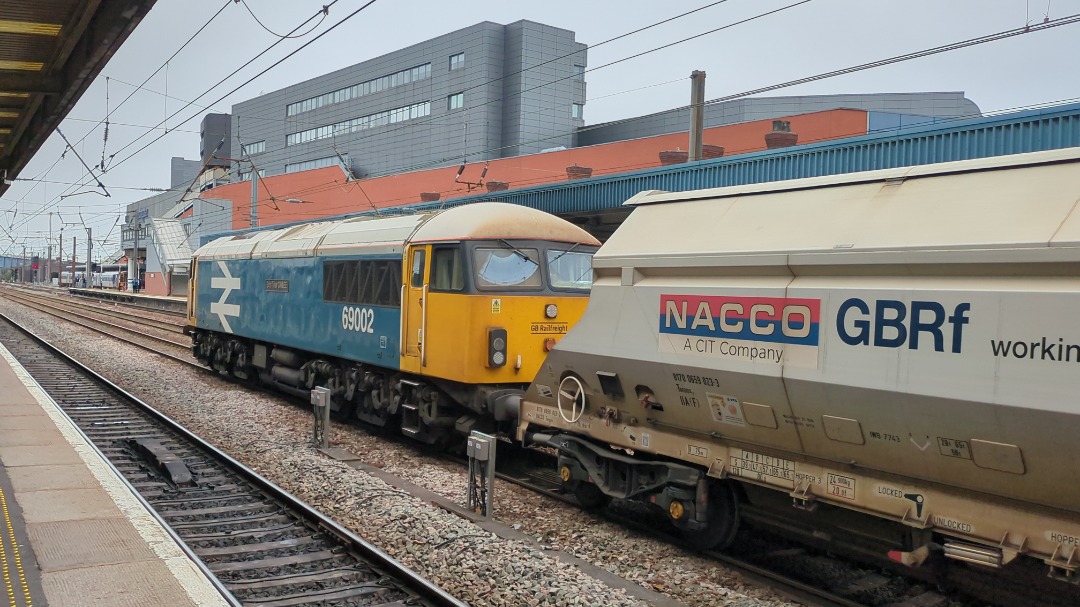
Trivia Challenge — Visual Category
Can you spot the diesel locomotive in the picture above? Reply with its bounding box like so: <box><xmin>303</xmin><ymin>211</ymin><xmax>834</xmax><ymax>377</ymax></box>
<box><xmin>517</xmin><ymin>149</ymin><xmax>1080</xmax><ymax>581</ymax></box>
<box><xmin>187</xmin><ymin>202</ymin><xmax>599</xmax><ymax>444</ymax></box>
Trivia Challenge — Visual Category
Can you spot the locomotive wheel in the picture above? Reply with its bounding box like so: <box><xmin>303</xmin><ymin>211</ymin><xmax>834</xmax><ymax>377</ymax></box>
<box><xmin>572</xmin><ymin>482</ymin><xmax>612</xmax><ymax>510</ymax></box>
<box><xmin>683</xmin><ymin>481</ymin><xmax>740</xmax><ymax>551</ymax></box>
<box><xmin>329</xmin><ymin>397</ymin><xmax>355</xmax><ymax>422</ymax></box>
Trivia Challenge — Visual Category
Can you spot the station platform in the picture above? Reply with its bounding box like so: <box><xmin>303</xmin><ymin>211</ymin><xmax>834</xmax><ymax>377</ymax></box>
<box><xmin>64</xmin><ymin>287</ymin><xmax>186</xmax><ymax>313</ymax></box>
<box><xmin>0</xmin><ymin>344</ymin><xmax>230</xmax><ymax>607</ymax></box>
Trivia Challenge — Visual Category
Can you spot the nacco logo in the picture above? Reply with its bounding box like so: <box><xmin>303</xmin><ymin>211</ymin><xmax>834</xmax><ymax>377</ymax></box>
<box><xmin>836</xmin><ymin>298</ymin><xmax>970</xmax><ymax>354</ymax></box>
<box><xmin>661</xmin><ymin>295</ymin><xmax>820</xmax><ymax>346</ymax></box>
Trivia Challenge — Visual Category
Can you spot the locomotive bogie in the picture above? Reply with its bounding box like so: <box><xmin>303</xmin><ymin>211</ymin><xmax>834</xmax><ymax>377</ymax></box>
<box><xmin>520</xmin><ymin>149</ymin><xmax>1080</xmax><ymax>577</ymax></box>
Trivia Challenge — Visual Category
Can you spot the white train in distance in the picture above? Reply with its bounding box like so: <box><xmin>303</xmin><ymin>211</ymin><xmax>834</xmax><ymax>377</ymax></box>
<box><xmin>59</xmin><ymin>270</ymin><xmax>125</xmax><ymax>289</ymax></box>
<box><xmin>517</xmin><ymin>148</ymin><xmax>1080</xmax><ymax>584</ymax></box>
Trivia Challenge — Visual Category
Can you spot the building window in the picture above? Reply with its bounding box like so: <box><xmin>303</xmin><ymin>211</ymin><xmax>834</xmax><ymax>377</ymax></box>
<box><xmin>449</xmin><ymin>52</ymin><xmax>464</xmax><ymax>71</ymax></box>
<box><xmin>236</xmin><ymin>169</ymin><xmax>265</xmax><ymax>182</ymax></box>
<box><xmin>285</xmin><ymin>154</ymin><xmax>348</xmax><ymax>174</ymax></box>
<box><xmin>285</xmin><ymin>63</ymin><xmax>431</xmax><ymax>116</ymax></box>
<box><xmin>241</xmin><ymin>140</ymin><xmax>265</xmax><ymax>156</ymax></box>
<box><xmin>286</xmin><ymin>101</ymin><xmax>432</xmax><ymax>146</ymax></box>
<box><xmin>571</xmin><ymin>103</ymin><xmax>583</xmax><ymax>119</ymax></box>
<box><xmin>448</xmin><ymin>92</ymin><xmax>463</xmax><ymax>110</ymax></box>
<box><xmin>573</xmin><ymin>65</ymin><xmax>585</xmax><ymax>79</ymax></box>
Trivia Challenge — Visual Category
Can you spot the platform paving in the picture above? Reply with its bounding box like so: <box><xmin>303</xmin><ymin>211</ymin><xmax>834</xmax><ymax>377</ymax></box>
<box><xmin>0</xmin><ymin>342</ymin><xmax>231</xmax><ymax>607</ymax></box>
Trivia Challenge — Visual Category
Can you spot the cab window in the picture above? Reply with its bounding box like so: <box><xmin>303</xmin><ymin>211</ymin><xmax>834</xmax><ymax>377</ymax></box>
<box><xmin>473</xmin><ymin>246</ymin><xmax>541</xmax><ymax>290</ymax></box>
<box><xmin>547</xmin><ymin>249</ymin><xmax>594</xmax><ymax>291</ymax></box>
<box><xmin>410</xmin><ymin>249</ymin><xmax>426</xmax><ymax>288</ymax></box>
<box><xmin>430</xmin><ymin>246</ymin><xmax>465</xmax><ymax>292</ymax></box>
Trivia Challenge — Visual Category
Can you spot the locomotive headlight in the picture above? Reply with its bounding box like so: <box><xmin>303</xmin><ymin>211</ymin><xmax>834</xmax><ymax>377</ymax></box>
<box><xmin>544</xmin><ymin>303</ymin><xmax>558</xmax><ymax>319</ymax></box>
<box><xmin>487</xmin><ymin>328</ymin><xmax>508</xmax><ymax>367</ymax></box>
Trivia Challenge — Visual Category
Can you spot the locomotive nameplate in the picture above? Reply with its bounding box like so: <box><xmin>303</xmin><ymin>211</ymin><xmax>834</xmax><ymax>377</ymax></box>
<box><xmin>265</xmin><ymin>279</ymin><xmax>289</xmax><ymax>293</ymax></box>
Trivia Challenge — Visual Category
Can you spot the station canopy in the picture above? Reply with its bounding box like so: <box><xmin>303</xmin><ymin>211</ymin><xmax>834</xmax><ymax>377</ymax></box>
<box><xmin>0</xmin><ymin>0</ymin><xmax>157</xmax><ymax>197</ymax></box>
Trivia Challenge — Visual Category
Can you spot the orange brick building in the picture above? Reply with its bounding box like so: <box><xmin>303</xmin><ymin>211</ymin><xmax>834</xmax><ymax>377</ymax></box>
<box><xmin>198</xmin><ymin>109</ymin><xmax>868</xmax><ymax>230</ymax></box>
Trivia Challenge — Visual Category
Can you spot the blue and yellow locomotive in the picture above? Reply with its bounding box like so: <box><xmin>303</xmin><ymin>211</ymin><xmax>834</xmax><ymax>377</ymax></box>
<box><xmin>186</xmin><ymin>202</ymin><xmax>599</xmax><ymax>444</ymax></box>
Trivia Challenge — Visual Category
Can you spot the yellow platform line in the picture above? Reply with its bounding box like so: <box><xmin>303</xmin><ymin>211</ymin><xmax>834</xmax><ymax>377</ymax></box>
<box><xmin>0</xmin><ymin>487</ymin><xmax>31</xmax><ymax>606</ymax></box>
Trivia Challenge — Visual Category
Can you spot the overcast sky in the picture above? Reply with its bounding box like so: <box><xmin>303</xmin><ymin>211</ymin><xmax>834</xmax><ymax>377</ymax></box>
<box><xmin>3</xmin><ymin>0</ymin><xmax>1079</xmax><ymax>259</ymax></box>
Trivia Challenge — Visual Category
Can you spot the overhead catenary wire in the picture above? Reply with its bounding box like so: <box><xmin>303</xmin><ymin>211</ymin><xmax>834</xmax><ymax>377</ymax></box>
<box><xmin>46</xmin><ymin>0</ymin><xmax>364</xmax><ymax>217</ymax></box>
<box><xmin>25</xmin><ymin>0</ymin><xmax>731</xmax><ymax>220</ymax></box>
<box><xmin>173</xmin><ymin>0</ymin><xmax>815</xmax><ymax>201</ymax></box>
<box><xmin>12</xmin><ymin>6</ymin><xmax>1080</xmax><ymax>249</ymax></box>
<box><xmin>4</xmin><ymin>0</ymin><xmax>351</xmax><ymax>240</ymax></box>
<box><xmin>239</xmin><ymin>0</ymin><xmax>328</xmax><ymax>39</ymax></box>
<box><xmin>228</xmin><ymin>93</ymin><xmax>1080</xmax><ymax>224</ymax></box>
<box><xmin>275</xmin><ymin>0</ymin><xmax>810</xmax><ymax>167</ymax></box>
<box><xmin>7</xmin><ymin>0</ymin><xmax>735</xmax><ymax>244</ymax></box>
<box><xmin>306</xmin><ymin>11</ymin><xmax>1080</xmax><ymax>186</ymax></box>
<box><xmin>55</xmin><ymin>128</ymin><xmax>110</xmax><ymax>198</ymax></box>
<box><xmin>17</xmin><ymin>0</ymin><xmax>235</xmax><ymax>208</ymax></box>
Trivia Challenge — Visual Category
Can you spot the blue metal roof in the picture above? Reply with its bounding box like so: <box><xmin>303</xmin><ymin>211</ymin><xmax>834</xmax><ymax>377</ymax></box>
<box><xmin>204</xmin><ymin>102</ymin><xmax>1080</xmax><ymax>244</ymax></box>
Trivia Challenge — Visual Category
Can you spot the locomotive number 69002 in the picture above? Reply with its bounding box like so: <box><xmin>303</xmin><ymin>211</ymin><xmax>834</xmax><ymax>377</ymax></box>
<box><xmin>341</xmin><ymin>306</ymin><xmax>375</xmax><ymax>333</ymax></box>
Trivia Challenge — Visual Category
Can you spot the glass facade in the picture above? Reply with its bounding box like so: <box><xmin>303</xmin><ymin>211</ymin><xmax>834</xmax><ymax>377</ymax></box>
<box><xmin>241</xmin><ymin>140</ymin><xmax>265</xmax><ymax>155</ymax></box>
<box><xmin>285</xmin><ymin>102</ymin><xmax>431</xmax><ymax>146</ymax></box>
<box><xmin>285</xmin><ymin>63</ymin><xmax>432</xmax><ymax>117</ymax></box>
<box><xmin>285</xmin><ymin>155</ymin><xmax>348</xmax><ymax>173</ymax></box>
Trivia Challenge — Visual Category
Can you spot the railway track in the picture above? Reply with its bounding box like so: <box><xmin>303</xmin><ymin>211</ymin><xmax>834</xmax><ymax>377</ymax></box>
<box><xmin>3</xmin><ymin>289</ymin><xmax>878</xmax><ymax>605</ymax></box>
<box><xmin>494</xmin><ymin>448</ymin><xmax>887</xmax><ymax>607</ymax></box>
<box><xmin>0</xmin><ymin>311</ymin><xmax>466</xmax><ymax>607</ymax></box>
<box><xmin>5</xmin><ymin>289</ymin><xmax>1073</xmax><ymax>607</ymax></box>
<box><xmin>0</xmin><ymin>287</ymin><xmax>192</xmax><ymax>360</ymax></box>
<box><xmin>3</xmin><ymin>286</ymin><xmax>186</xmax><ymax>332</ymax></box>
<box><xmin>497</xmin><ymin>444</ymin><xmax>1080</xmax><ymax>607</ymax></box>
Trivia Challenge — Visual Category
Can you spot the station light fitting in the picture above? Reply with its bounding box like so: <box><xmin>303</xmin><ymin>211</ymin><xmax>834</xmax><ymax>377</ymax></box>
<box><xmin>0</xmin><ymin>20</ymin><xmax>62</xmax><ymax>36</ymax></box>
<box><xmin>0</xmin><ymin>61</ymin><xmax>44</xmax><ymax>72</ymax></box>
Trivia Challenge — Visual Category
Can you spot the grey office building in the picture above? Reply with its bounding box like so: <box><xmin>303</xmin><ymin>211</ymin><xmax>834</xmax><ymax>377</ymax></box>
<box><xmin>229</xmin><ymin>20</ymin><xmax>587</xmax><ymax>181</ymax></box>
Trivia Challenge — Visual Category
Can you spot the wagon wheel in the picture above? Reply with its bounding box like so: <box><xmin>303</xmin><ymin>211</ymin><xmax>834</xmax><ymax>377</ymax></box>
<box><xmin>557</xmin><ymin>376</ymin><xmax>586</xmax><ymax>423</ymax></box>
<box><xmin>683</xmin><ymin>481</ymin><xmax>740</xmax><ymax>551</ymax></box>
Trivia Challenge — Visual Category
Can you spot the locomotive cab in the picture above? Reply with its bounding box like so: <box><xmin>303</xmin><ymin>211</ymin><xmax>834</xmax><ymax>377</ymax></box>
<box><xmin>400</xmin><ymin>238</ymin><xmax>595</xmax><ymax>384</ymax></box>
<box><xmin>396</xmin><ymin>209</ymin><xmax>599</xmax><ymax>442</ymax></box>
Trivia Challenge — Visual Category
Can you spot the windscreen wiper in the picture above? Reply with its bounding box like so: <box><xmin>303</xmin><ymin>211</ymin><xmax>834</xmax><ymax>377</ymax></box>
<box><xmin>498</xmin><ymin>239</ymin><xmax>535</xmax><ymax>263</ymax></box>
<box><xmin>549</xmin><ymin>242</ymin><xmax>581</xmax><ymax>264</ymax></box>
